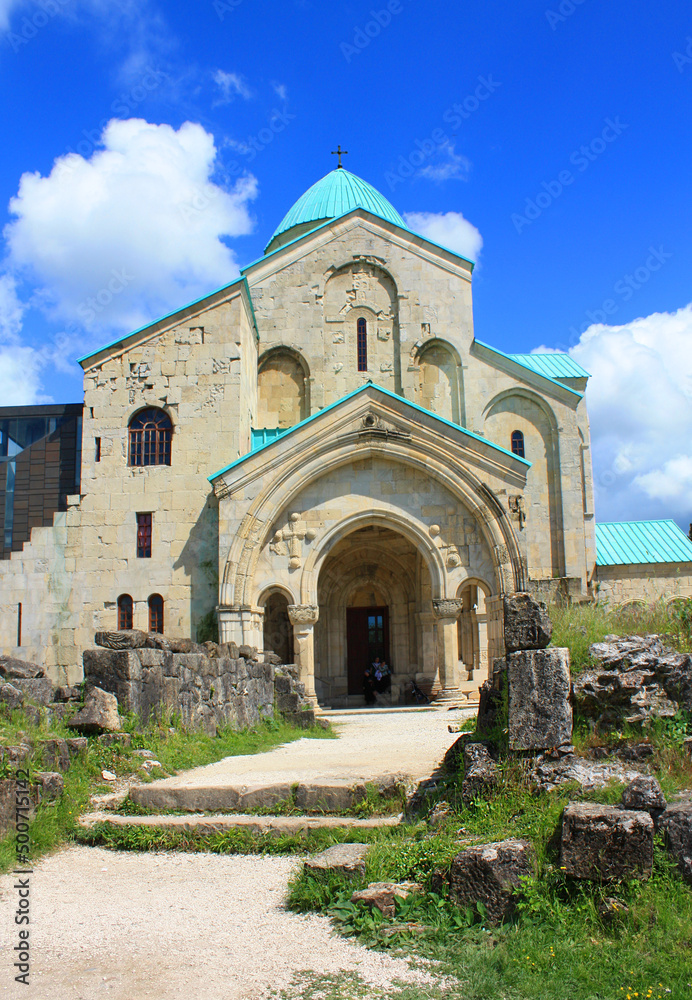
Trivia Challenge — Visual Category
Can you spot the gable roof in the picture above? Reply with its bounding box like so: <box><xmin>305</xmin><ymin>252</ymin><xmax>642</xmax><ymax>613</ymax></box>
<box><xmin>208</xmin><ymin>381</ymin><xmax>531</xmax><ymax>482</ymax></box>
<box><xmin>596</xmin><ymin>520</ymin><xmax>692</xmax><ymax>566</ymax></box>
<box><xmin>473</xmin><ymin>340</ymin><xmax>585</xmax><ymax>401</ymax></box>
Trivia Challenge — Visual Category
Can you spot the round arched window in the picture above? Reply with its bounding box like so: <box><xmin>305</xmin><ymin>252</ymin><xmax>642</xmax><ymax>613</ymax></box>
<box><xmin>128</xmin><ymin>408</ymin><xmax>172</xmax><ymax>466</ymax></box>
<box><xmin>148</xmin><ymin>594</ymin><xmax>164</xmax><ymax>634</ymax></box>
<box><xmin>511</xmin><ymin>430</ymin><xmax>525</xmax><ymax>458</ymax></box>
<box><xmin>117</xmin><ymin>594</ymin><xmax>133</xmax><ymax>631</ymax></box>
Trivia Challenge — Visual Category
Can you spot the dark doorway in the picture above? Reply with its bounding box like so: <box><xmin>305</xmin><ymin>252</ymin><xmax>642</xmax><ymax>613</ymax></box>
<box><xmin>346</xmin><ymin>606</ymin><xmax>390</xmax><ymax>696</ymax></box>
<box><xmin>263</xmin><ymin>592</ymin><xmax>294</xmax><ymax>664</ymax></box>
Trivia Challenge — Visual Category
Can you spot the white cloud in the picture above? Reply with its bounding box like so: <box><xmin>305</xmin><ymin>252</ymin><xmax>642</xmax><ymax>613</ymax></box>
<box><xmin>0</xmin><ymin>345</ymin><xmax>45</xmax><ymax>404</ymax></box>
<box><xmin>272</xmin><ymin>82</ymin><xmax>288</xmax><ymax>102</ymax></box>
<box><xmin>558</xmin><ymin>304</ymin><xmax>692</xmax><ymax>522</ymax></box>
<box><xmin>4</xmin><ymin>118</ymin><xmax>258</xmax><ymax>334</ymax></box>
<box><xmin>213</xmin><ymin>70</ymin><xmax>252</xmax><ymax>105</ymax></box>
<box><xmin>0</xmin><ymin>274</ymin><xmax>23</xmax><ymax>341</ymax></box>
<box><xmin>403</xmin><ymin>210</ymin><xmax>483</xmax><ymax>262</ymax></box>
<box><xmin>417</xmin><ymin>142</ymin><xmax>470</xmax><ymax>183</ymax></box>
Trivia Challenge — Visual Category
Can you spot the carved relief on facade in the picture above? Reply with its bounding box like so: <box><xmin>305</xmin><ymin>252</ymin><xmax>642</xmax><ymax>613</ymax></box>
<box><xmin>429</xmin><ymin>524</ymin><xmax>463</xmax><ymax>569</ymax></box>
<box><xmin>269</xmin><ymin>512</ymin><xmax>317</xmax><ymax>570</ymax></box>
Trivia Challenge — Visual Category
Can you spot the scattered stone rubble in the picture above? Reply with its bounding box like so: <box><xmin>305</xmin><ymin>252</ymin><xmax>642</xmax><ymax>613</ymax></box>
<box><xmin>449</xmin><ymin>839</ymin><xmax>535</xmax><ymax>925</ymax></box>
<box><xmin>304</xmin><ymin>843</ymin><xmax>369</xmax><ymax>879</ymax></box>
<box><xmin>573</xmin><ymin>633</ymin><xmax>692</xmax><ymax>725</ymax></box>
<box><xmin>560</xmin><ymin>803</ymin><xmax>654</xmax><ymax>881</ymax></box>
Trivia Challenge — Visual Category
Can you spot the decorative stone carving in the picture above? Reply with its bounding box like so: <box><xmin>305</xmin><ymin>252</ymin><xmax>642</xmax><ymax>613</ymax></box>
<box><xmin>270</xmin><ymin>513</ymin><xmax>317</xmax><ymax>570</ymax></box>
<box><xmin>508</xmin><ymin>495</ymin><xmax>526</xmax><ymax>527</ymax></box>
<box><xmin>432</xmin><ymin>599</ymin><xmax>464</xmax><ymax>620</ymax></box>
<box><xmin>377</xmin><ymin>327</ymin><xmax>391</xmax><ymax>341</ymax></box>
<box><xmin>287</xmin><ymin>605</ymin><xmax>319</xmax><ymax>627</ymax></box>
<box><xmin>332</xmin><ymin>331</ymin><xmax>344</xmax><ymax>344</ymax></box>
<box><xmin>428</xmin><ymin>525</ymin><xmax>462</xmax><ymax>567</ymax></box>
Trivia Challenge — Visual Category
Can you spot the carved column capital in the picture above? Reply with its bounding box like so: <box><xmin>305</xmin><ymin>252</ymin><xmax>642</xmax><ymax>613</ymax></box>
<box><xmin>288</xmin><ymin>604</ymin><xmax>319</xmax><ymax>627</ymax></box>
<box><xmin>432</xmin><ymin>598</ymin><xmax>464</xmax><ymax>620</ymax></box>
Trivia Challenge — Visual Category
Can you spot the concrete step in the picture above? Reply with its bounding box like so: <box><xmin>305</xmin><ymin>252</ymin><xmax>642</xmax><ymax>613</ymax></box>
<box><xmin>79</xmin><ymin>811</ymin><xmax>402</xmax><ymax>836</ymax></box>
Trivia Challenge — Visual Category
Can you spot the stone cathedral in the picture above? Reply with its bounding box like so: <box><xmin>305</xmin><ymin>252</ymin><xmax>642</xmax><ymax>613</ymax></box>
<box><xmin>2</xmin><ymin>164</ymin><xmax>690</xmax><ymax>703</ymax></box>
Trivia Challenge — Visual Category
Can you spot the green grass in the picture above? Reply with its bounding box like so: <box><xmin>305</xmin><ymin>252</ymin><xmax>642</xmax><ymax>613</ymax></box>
<box><xmin>549</xmin><ymin>598</ymin><xmax>692</xmax><ymax>673</ymax></box>
<box><xmin>0</xmin><ymin>707</ymin><xmax>332</xmax><ymax>872</ymax></box>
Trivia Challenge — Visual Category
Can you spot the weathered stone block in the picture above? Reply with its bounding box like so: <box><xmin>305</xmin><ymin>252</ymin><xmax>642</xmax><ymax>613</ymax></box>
<box><xmin>13</xmin><ymin>677</ymin><xmax>55</xmax><ymax>706</ymax></box>
<box><xmin>0</xmin><ymin>683</ymin><xmax>24</xmax><ymax>710</ymax></box>
<box><xmin>68</xmin><ymin>687</ymin><xmax>122</xmax><ymax>734</ymax></box>
<box><xmin>304</xmin><ymin>843</ymin><xmax>368</xmax><ymax>879</ymax></box>
<box><xmin>449</xmin><ymin>839</ymin><xmax>535</xmax><ymax>925</ymax></box>
<box><xmin>620</xmin><ymin>776</ymin><xmax>666</xmax><ymax>817</ymax></box>
<box><xmin>508</xmin><ymin>648</ymin><xmax>572</xmax><ymax>750</ymax></box>
<box><xmin>0</xmin><ymin>778</ymin><xmax>38</xmax><ymax>837</ymax></box>
<box><xmin>35</xmin><ymin>771</ymin><xmax>64</xmax><ymax>802</ymax></box>
<box><xmin>658</xmin><ymin>802</ymin><xmax>692</xmax><ymax>884</ymax></box>
<box><xmin>65</xmin><ymin>737</ymin><xmax>88</xmax><ymax>758</ymax></box>
<box><xmin>462</xmin><ymin>743</ymin><xmax>498</xmax><ymax>803</ymax></box>
<box><xmin>295</xmin><ymin>780</ymin><xmax>367</xmax><ymax>813</ymax></box>
<box><xmin>0</xmin><ymin>656</ymin><xmax>45</xmax><ymax>680</ymax></box>
<box><xmin>38</xmin><ymin>739</ymin><xmax>71</xmax><ymax>773</ymax></box>
<box><xmin>503</xmin><ymin>593</ymin><xmax>552</xmax><ymax>653</ymax></box>
<box><xmin>94</xmin><ymin>630</ymin><xmax>148</xmax><ymax>649</ymax></box>
<box><xmin>560</xmin><ymin>803</ymin><xmax>653</xmax><ymax>880</ymax></box>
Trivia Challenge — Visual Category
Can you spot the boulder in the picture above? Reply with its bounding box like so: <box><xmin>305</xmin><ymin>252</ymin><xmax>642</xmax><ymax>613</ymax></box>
<box><xmin>503</xmin><ymin>593</ymin><xmax>552</xmax><ymax>653</ymax></box>
<box><xmin>68</xmin><ymin>687</ymin><xmax>122</xmax><ymax>734</ymax></box>
<box><xmin>0</xmin><ymin>683</ymin><xmax>24</xmax><ymax>710</ymax></box>
<box><xmin>94</xmin><ymin>630</ymin><xmax>148</xmax><ymax>650</ymax></box>
<box><xmin>508</xmin><ymin>648</ymin><xmax>572</xmax><ymax>750</ymax></box>
<box><xmin>560</xmin><ymin>802</ymin><xmax>653</xmax><ymax>880</ymax></box>
<box><xmin>658</xmin><ymin>801</ymin><xmax>692</xmax><ymax>884</ymax></box>
<box><xmin>38</xmin><ymin>739</ymin><xmax>71</xmax><ymax>773</ymax></box>
<box><xmin>0</xmin><ymin>656</ymin><xmax>45</xmax><ymax>680</ymax></box>
<box><xmin>462</xmin><ymin>743</ymin><xmax>499</xmax><ymax>803</ymax></box>
<box><xmin>449</xmin><ymin>839</ymin><xmax>535</xmax><ymax>925</ymax></box>
<box><xmin>35</xmin><ymin>772</ymin><xmax>64</xmax><ymax>802</ymax></box>
<box><xmin>621</xmin><ymin>776</ymin><xmax>666</xmax><ymax>818</ymax></box>
<box><xmin>55</xmin><ymin>686</ymin><xmax>82</xmax><ymax>703</ymax></box>
<box><xmin>476</xmin><ymin>679</ymin><xmax>506</xmax><ymax>737</ymax></box>
<box><xmin>12</xmin><ymin>677</ymin><xmax>55</xmax><ymax>706</ymax></box>
<box><xmin>0</xmin><ymin>744</ymin><xmax>32</xmax><ymax>767</ymax></box>
<box><xmin>304</xmin><ymin>843</ymin><xmax>368</xmax><ymax>879</ymax></box>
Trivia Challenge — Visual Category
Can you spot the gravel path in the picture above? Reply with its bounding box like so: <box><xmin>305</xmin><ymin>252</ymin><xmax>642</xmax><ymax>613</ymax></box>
<box><xmin>142</xmin><ymin>707</ymin><xmax>475</xmax><ymax>792</ymax></box>
<box><xmin>0</xmin><ymin>847</ymin><xmax>445</xmax><ymax>1000</ymax></box>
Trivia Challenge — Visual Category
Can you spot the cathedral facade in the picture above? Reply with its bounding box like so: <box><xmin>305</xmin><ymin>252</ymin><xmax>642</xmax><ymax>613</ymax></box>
<box><xmin>2</xmin><ymin>166</ymin><xmax>686</xmax><ymax>703</ymax></box>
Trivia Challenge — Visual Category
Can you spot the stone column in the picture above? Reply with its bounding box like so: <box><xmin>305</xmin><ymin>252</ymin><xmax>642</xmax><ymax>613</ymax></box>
<box><xmin>432</xmin><ymin>599</ymin><xmax>464</xmax><ymax>704</ymax></box>
<box><xmin>217</xmin><ymin>606</ymin><xmax>243</xmax><ymax>645</ymax></box>
<box><xmin>485</xmin><ymin>595</ymin><xmax>506</xmax><ymax>672</ymax></box>
<box><xmin>288</xmin><ymin>605</ymin><xmax>320</xmax><ymax>708</ymax></box>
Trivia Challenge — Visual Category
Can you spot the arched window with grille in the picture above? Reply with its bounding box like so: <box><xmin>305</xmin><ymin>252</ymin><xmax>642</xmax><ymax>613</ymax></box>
<box><xmin>357</xmin><ymin>318</ymin><xmax>368</xmax><ymax>372</ymax></box>
<box><xmin>128</xmin><ymin>408</ymin><xmax>172</xmax><ymax>466</ymax></box>
<box><xmin>511</xmin><ymin>430</ymin><xmax>525</xmax><ymax>458</ymax></box>
<box><xmin>148</xmin><ymin>594</ymin><xmax>164</xmax><ymax>634</ymax></box>
<box><xmin>117</xmin><ymin>594</ymin><xmax>133</xmax><ymax>630</ymax></box>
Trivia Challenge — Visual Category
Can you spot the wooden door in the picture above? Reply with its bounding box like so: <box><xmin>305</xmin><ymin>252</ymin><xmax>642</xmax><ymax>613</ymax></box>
<box><xmin>346</xmin><ymin>607</ymin><xmax>390</xmax><ymax>696</ymax></box>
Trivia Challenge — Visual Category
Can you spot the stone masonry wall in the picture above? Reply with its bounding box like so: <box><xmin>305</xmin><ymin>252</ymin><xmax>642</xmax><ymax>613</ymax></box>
<box><xmin>595</xmin><ymin>563</ymin><xmax>692</xmax><ymax>607</ymax></box>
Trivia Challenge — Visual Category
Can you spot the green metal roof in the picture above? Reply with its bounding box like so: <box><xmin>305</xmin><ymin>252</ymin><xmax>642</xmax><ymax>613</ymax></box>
<box><xmin>509</xmin><ymin>353</ymin><xmax>590</xmax><ymax>380</ymax></box>
<box><xmin>209</xmin><ymin>381</ymin><xmax>531</xmax><ymax>482</ymax></box>
<box><xmin>473</xmin><ymin>340</ymin><xmax>584</xmax><ymax>398</ymax></box>
<box><xmin>266</xmin><ymin>168</ymin><xmax>407</xmax><ymax>252</ymax></box>
<box><xmin>596</xmin><ymin>520</ymin><xmax>692</xmax><ymax>566</ymax></box>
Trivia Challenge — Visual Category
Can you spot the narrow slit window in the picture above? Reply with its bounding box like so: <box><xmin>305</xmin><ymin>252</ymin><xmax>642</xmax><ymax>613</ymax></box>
<box><xmin>95</xmin><ymin>437</ymin><xmax>101</xmax><ymax>463</ymax></box>
<box><xmin>148</xmin><ymin>594</ymin><xmax>164</xmax><ymax>634</ymax></box>
<box><xmin>511</xmin><ymin>430</ymin><xmax>525</xmax><ymax>458</ymax></box>
<box><xmin>137</xmin><ymin>513</ymin><xmax>152</xmax><ymax>558</ymax></box>
<box><xmin>17</xmin><ymin>602</ymin><xmax>22</xmax><ymax>647</ymax></box>
<box><xmin>117</xmin><ymin>594</ymin><xmax>133</xmax><ymax>631</ymax></box>
<box><xmin>357</xmin><ymin>318</ymin><xmax>368</xmax><ymax>372</ymax></box>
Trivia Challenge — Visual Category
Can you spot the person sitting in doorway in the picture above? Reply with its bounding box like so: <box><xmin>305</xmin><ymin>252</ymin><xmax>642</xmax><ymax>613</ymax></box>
<box><xmin>362</xmin><ymin>664</ymin><xmax>377</xmax><ymax>706</ymax></box>
<box><xmin>372</xmin><ymin>656</ymin><xmax>391</xmax><ymax>696</ymax></box>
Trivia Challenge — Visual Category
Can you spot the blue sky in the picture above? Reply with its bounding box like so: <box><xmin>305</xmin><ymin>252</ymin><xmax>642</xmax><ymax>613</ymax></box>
<box><xmin>0</xmin><ymin>0</ymin><xmax>691</xmax><ymax>523</ymax></box>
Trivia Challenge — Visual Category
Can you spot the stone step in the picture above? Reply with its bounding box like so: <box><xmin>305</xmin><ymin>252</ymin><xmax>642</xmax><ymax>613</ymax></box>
<box><xmin>79</xmin><ymin>811</ymin><xmax>402</xmax><ymax>836</ymax></box>
<box><xmin>129</xmin><ymin>777</ymin><xmax>407</xmax><ymax>814</ymax></box>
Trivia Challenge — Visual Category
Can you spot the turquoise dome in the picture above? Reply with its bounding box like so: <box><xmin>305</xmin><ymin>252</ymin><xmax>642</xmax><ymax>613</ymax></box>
<box><xmin>265</xmin><ymin>168</ymin><xmax>407</xmax><ymax>253</ymax></box>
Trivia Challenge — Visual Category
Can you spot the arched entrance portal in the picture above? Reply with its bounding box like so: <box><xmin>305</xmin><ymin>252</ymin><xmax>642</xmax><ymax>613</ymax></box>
<box><xmin>315</xmin><ymin>525</ymin><xmax>433</xmax><ymax>707</ymax></box>
<box><xmin>457</xmin><ymin>579</ymin><xmax>491</xmax><ymax>686</ymax></box>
